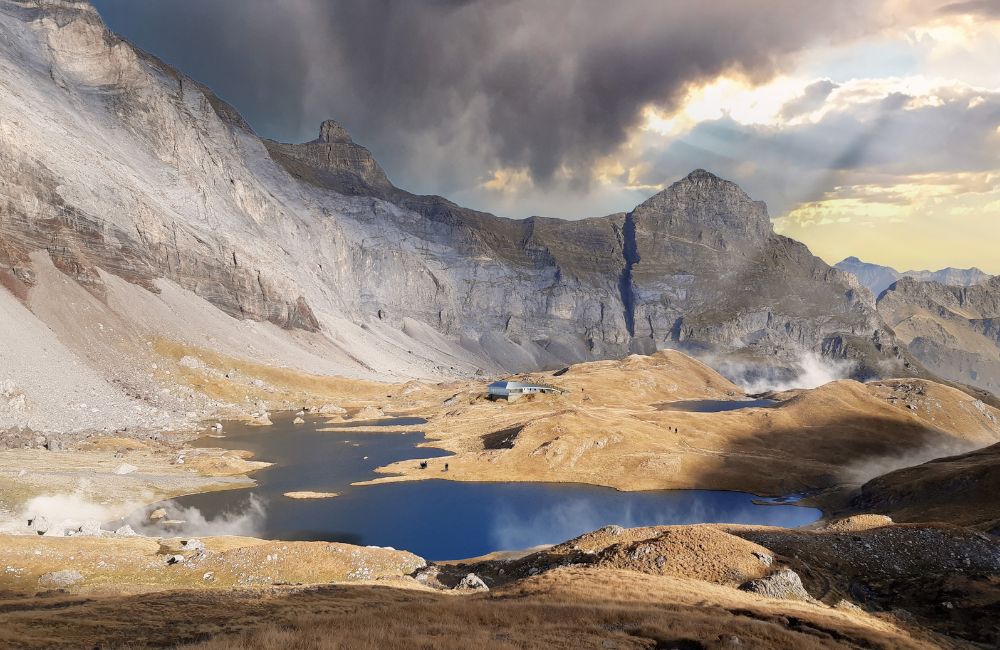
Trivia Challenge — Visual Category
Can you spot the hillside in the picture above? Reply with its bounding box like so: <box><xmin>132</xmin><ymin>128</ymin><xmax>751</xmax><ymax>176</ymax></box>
<box><xmin>360</xmin><ymin>350</ymin><xmax>1000</xmax><ymax>497</ymax></box>
<box><xmin>848</xmin><ymin>442</ymin><xmax>1000</xmax><ymax>534</ymax></box>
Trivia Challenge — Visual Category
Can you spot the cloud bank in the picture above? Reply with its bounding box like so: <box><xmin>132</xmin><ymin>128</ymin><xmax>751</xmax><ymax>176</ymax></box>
<box><xmin>92</xmin><ymin>0</ymin><xmax>900</xmax><ymax>195</ymax></box>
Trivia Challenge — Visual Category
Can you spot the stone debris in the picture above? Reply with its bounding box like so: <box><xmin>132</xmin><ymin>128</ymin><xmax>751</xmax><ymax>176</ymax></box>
<box><xmin>413</xmin><ymin>565</ymin><xmax>446</xmax><ymax>589</ymax></box>
<box><xmin>166</xmin><ymin>554</ymin><xmax>185</xmax><ymax>565</ymax></box>
<box><xmin>113</xmin><ymin>463</ymin><xmax>138</xmax><ymax>475</ymax></box>
<box><xmin>74</xmin><ymin>520</ymin><xmax>103</xmax><ymax>537</ymax></box>
<box><xmin>114</xmin><ymin>524</ymin><xmax>137</xmax><ymax>537</ymax></box>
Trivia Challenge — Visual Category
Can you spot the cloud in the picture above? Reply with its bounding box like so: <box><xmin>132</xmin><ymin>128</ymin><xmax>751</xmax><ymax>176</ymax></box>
<box><xmin>938</xmin><ymin>0</ymin><xmax>1000</xmax><ymax>17</ymax></box>
<box><xmin>624</xmin><ymin>80</ymin><xmax>1000</xmax><ymax>215</ymax></box>
<box><xmin>91</xmin><ymin>0</ymin><xmax>904</xmax><ymax>198</ymax></box>
<box><xmin>779</xmin><ymin>79</ymin><xmax>840</xmax><ymax>119</ymax></box>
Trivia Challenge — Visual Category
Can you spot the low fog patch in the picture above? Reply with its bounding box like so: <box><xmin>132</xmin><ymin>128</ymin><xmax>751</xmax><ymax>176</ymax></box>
<box><xmin>708</xmin><ymin>352</ymin><xmax>856</xmax><ymax>393</ymax></box>
<box><xmin>4</xmin><ymin>490</ymin><xmax>151</xmax><ymax>536</ymax></box>
<box><xmin>124</xmin><ymin>494</ymin><xmax>267</xmax><ymax>538</ymax></box>
<box><xmin>4</xmin><ymin>490</ymin><xmax>268</xmax><ymax>539</ymax></box>
<box><xmin>843</xmin><ymin>439</ymin><xmax>986</xmax><ymax>486</ymax></box>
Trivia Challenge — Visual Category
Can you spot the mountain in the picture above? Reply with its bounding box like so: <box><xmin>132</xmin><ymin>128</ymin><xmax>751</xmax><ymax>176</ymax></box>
<box><xmin>877</xmin><ymin>277</ymin><xmax>1000</xmax><ymax>394</ymax></box>
<box><xmin>835</xmin><ymin>256</ymin><xmax>992</xmax><ymax>296</ymax></box>
<box><xmin>0</xmin><ymin>1</ymin><xmax>921</xmax><ymax>432</ymax></box>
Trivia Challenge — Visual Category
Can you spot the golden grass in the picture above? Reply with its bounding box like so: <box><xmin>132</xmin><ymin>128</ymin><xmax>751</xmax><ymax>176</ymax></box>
<box><xmin>0</xmin><ymin>568</ymin><xmax>934</xmax><ymax>650</ymax></box>
<box><xmin>152</xmin><ymin>338</ymin><xmax>393</xmax><ymax>406</ymax></box>
<box><xmin>0</xmin><ymin>534</ymin><xmax>425</xmax><ymax>597</ymax></box>
<box><xmin>360</xmin><ymin>354</ymin><xmax>1000</xmax><ymax>501</ymax></box>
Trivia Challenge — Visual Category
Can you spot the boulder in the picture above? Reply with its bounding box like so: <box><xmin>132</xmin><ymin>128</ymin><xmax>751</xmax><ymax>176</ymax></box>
<box><xmin>293</xmin><ymin>416</ymin><xmax>305</xmax><ymax>424</ymax></box>
<box><xmin>249</xmin><ymin>411</ymin><xmax>273</xmax><ymax>426</ymax></box>
<box><xmin>113</xmin><ymin>463</ymin><xmax>138</xmax><ymax>475</ymax></box>
<box><xmin>27</xmin><ymin>515</ymin><xmax>49</xmax><ymax>535</ymax></box>
<box><xmin>740</xmin><ymin>568</ymin><xmax>813</xmax><ymax>602</ymax></box>
<box><xmin>319</xmin><ymin>404</ymin><xmax>347</xmax><ymax>415</ymax></box>
<box><xmin>455</xmin><ymin>572</ymin><xmax>489</xmax><ymax>592</ymax></box>
<box><xmin>38</xmin><ymin>570</ymin><xmax>83</xmax><ymax>589</ymax></box>
<box><xmin>148</xmin><ymin>507</ymin><xmax>167</xmax><ymax>521</ymax></box>
<box><xmin>166</xmin><ymin>554</ymin><xmax>185</xmax><ymax>565</ymax></box>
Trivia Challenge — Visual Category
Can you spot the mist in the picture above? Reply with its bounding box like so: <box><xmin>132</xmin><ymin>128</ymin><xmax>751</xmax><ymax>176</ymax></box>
<box><xmin>1</xmin><ymin>490</ymin><xmax>267</xmax><ymax>539</ymax></box>
<box><xmin>706</xmin><ymin>351</ymin><xmax>857</xmax><ymax>394</ymax></box>
<box><xmin>123</xmin><ymin>495</ymin><xmax>267</xmax><ymax>538</ymax></box>
<box><xmin>843</xmin><ymin>439</ymin><xmax>985</xmax><ymax>486</ymax></box>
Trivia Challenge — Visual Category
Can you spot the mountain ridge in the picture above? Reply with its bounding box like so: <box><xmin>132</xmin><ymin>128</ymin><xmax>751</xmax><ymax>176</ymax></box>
<box><xmin>836</xmin><ymin>256</ymin><xmax>992</xmax><ymax>296</ymax></box>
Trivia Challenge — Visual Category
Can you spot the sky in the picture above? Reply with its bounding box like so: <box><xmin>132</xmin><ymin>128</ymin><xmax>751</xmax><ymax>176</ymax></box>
<box><xmin>91</xmin><ymin>0</ymin><xmax>1000</xmax><ymax>273</ymax></box>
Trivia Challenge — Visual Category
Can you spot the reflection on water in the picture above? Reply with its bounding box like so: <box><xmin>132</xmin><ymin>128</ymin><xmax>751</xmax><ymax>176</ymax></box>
<box><xmin>656</xmin><ymin>399</ymin><xmax>778</xmax><ymax>413</ymax></box>
<box><xmin>166</xmin><ymin>413</ymin><xmax>819</xmax><ymax>560</ymax></box>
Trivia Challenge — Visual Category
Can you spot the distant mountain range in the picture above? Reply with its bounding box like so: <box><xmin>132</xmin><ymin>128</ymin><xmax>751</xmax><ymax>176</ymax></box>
<box><xmin>836</xmin><ymin>256</ymin><xmax>993</xmax><ymax>296</ymax></box>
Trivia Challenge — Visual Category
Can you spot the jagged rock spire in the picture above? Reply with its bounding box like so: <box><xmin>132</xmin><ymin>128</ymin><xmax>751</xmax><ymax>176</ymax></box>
<box><xmin>317</xmin><ymin>120</ymin><xmax>353</xmax><ymax>144</ymax></box>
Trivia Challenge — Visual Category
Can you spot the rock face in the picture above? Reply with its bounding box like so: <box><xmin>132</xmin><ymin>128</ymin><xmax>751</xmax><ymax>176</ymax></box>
<box><xmin>878</xmin><ymin>277</ymin><xmax>1000</xmax><ymax>393</ymax></box>
<box><xmin>837</xmin><ymin>256</ymin><xmax>992</xmax><ymax>296</ymax></box>
<box><xmin>0</xmin><ymin>0</ymin><xmax>926</xmax><ymax>434</ymax></box>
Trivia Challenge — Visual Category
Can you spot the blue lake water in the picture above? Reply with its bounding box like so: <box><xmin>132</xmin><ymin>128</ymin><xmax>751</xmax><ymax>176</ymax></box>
<box><xmin>657</xmin><ymin>399</ymin><xmax>778</xmax><ymax>412</ymax></box>
<box><xmin>163</xmin><ymin>413</ymin><xmax>819</xmax><ymax>560</ymax></box>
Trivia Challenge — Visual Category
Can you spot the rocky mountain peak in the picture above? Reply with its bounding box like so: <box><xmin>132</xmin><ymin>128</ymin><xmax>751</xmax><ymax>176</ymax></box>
<box><xmin>316</xmin><ymin>119</ymin><xmax>353</xmax><ymax>145</ymax></box>
<box><xmin>630</xmin><ymin>169</ymin><xmax>772</xmax><ymax>241</ymax></box>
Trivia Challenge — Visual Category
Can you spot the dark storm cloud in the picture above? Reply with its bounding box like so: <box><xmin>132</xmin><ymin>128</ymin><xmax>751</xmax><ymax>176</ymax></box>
<box><xmin>938</xmin><ymin>0</ymin><xmax>1000</xmax><ymax>17</ymax></box>
<box><xmin>91</xmin><ymin>0</ymin><xmax>890</xmax><ymax>196</ymax></box>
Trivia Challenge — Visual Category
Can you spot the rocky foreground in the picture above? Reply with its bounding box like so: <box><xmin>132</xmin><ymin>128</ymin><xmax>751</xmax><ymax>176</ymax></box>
<box><xmin>0</xmin><ymin>516</ymin><xmax>997</xmax><ymax>649</ymax></box>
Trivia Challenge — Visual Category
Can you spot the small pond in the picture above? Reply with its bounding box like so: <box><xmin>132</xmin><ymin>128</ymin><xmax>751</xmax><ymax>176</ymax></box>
<box><xmin>157</xmin><ymin>413</ymin><xmax>818</xmax><ymax>560</ymax></box>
